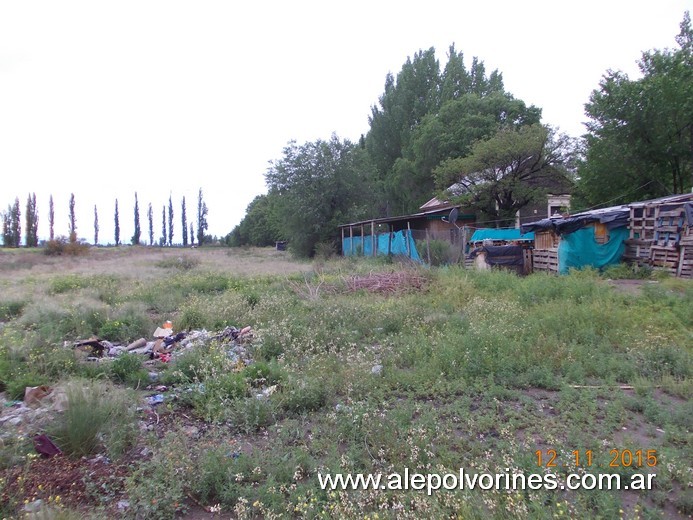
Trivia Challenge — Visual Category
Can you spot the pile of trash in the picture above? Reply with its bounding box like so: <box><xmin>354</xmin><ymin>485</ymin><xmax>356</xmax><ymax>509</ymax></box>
<box><xmin>72</xmin><ymin>321</ymin><xmax>253</xmax><ymax>365</ymax></box>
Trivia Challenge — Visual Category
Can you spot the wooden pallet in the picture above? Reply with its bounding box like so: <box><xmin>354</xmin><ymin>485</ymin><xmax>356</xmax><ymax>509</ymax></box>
<box><xmin>650</xmin><ymin>245</ymin><xmax>682</xmax><ymax>275</ymax></box>
<box><xmin>678</xmin><ymin>246</ymin><xmax>693</xmax><ymax>278</ymax></box>
<box><xmin>624</xmin><ymin>239</ymin><xmax>652</xmax><ymax>266</ymax></box>
<box><xmin>533</xmin><ymin>248</ymin><xmax>558</xmax><ymax>272</ymax></box>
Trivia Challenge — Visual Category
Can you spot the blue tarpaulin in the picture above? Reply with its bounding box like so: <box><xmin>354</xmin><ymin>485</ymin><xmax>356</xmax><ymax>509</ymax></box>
<box><xmin>470</xmin><ymin>228</ymin><xmax>535</xmax><ymax>242</ymax></box>
<box><xmin>342</xmin><ymin>229</ymin><xmax>421</xmax><ymax>261</ymax></box>
<box><xmin>558</xmin><ymin>226</ymin><xmax>629</xmax><ymax>274</ymax></box>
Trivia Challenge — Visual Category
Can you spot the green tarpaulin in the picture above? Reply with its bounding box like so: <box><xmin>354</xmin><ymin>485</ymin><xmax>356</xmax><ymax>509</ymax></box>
<box><xmin>558</xmin><ymin>226</ymin><xmax>629</xmax><ymax>274</ymax></box>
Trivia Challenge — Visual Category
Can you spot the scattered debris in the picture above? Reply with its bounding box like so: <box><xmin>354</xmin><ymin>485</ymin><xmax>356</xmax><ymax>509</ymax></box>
<box><xmin>371</xmin><ymin>364</ymin><xmax>383</xmax><ymax>376</ymax></box>
<box><xmin>126</xmin><ymin>338</ymin><xmax>148</xmax><ymax>351</ymax></box>
<box><xmin>33</xmin><ymin>434</ymin><xmax>62</xmax><ymax>458</ymax></box>
<box><xmin>24</xmin><ymin>385</ymin><xmax>53</xmax><ymax>407</ymax></box>
<box><xmin>146</xmin><ymin>394</ymin><xmax>165</xmax><ymax>406</ymax></box>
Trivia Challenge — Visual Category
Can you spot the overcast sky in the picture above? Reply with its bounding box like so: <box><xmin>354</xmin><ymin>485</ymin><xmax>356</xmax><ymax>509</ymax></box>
<box><xmin>1</xmin><ymin>0</ymin><xmax>690</xmax><ymax>244</ymax></box>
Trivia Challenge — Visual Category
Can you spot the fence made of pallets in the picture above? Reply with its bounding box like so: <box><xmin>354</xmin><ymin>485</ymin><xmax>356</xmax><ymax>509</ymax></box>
<box><xmin>532</xmin><ymin>248</ymin><xmax>558</xmax><ymax>272</ymax></box>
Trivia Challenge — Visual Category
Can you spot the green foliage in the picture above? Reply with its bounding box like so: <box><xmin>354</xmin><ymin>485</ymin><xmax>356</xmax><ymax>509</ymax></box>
<box><xmin>110</xmin><ymin>352</ymin><xmax>149</xmax><ymax>388</ymax></box>
<box><xmin>155</xmin><ymin>255</ymin><xmax>200</xmax><ymax>270</ymax></box>
<box><xmin>265</xmin><ymin>135</ymin><xmax>377</xmax><ymax>257</ymax></box>
<box><xmin>226</xmin><ymin>194</ymin><xmax>283</xmax><ymax>247</ymax></box>
<box><xmin>43</xmin><ymin>236</ymin><xmax>89</xmax><ymax>256</ymax></box>
<box><xmin>601</xmin><ymin>262</ymin><xmax>653</xmax><ymax>279</ymax></box>
<box><xmin>435</xmin><ymin>124</ymin><xmax>574</xmax><ymax>224</ymax></box>
<box><xmin>50</xmin><ymin>381</ymin><xmax>138</xmax><ymax>458</ymax></box>
<box><xmin>125</xmin><ymin>431</ymin><xmax>191</xmax><ymax>519</ymax></box>
<box><xmin>0</xmin><ymin>300</ymin><xmax>27</xmax><ymax>321</ymax></box>
<box><xmin>422</xmin><ymin>238</ymin><xmax>459</xmax><ymax>266</ymax></box>
<box><xmin>278</xmin><ymin>378</ymin><xmax>327</xmax><ymax>415</ymax></box>
<box><xmin>97</xmin><ymin>306</ymin><xmax>151</xmax><ymax>343</ymax></box>
<box><xmin>2</xmin><ymin>197</ymin><xmax>21</xmax><ymax>248</ymax></box>
<box><xmin>577</xmin><ymin>12</ymin><xmax>693</xmax><ymax>205</ymax></box>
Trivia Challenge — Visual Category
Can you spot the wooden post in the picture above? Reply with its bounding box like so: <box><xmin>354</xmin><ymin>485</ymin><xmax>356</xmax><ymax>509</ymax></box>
<box><xmin>425</xmin><ymin>228</ymin><xmax>431</xmax><ymax>265</ymax></box>
<box><xmin>349</xmin><ymin>226</ymin><xmax>354</xmax><ymax>255</ymax></box>
<box><xmin>371</xmin><ymin>221</ymin><xmax>376</xmax><ymax>257</ymax></box>
<box><xmin>361</xmin><ymin>224</ymin><xmax>364</xmax><ymax>256</ymax></box>
<box><xmin>387</xmin><ymin>224</ymin><xmax>392</xmax><ymax>256</ymax></box>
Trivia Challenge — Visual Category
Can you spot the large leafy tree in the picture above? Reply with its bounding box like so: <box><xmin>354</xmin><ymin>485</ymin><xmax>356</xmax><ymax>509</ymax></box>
<box><xmin>392</xmin><ymin>92</ymin><xmax>542</xmax><ymax>212</ymax></box>
<box><xmin>365</xmin><ymin>45</ymin><xmax>534</xmax><ymax>215</ymax></box>
<box><xmin>366</xmin><ymin>47</ymin><xmax>441</xmax><ymax>180</ymax></box>
<box><xmin>577</xmin><ymin>12</ymin><xmax>693</xmax><ymax>205</ymax></box>
<box><xmin>265</xmin><ymin>134</ymin><xmax>376</xmax><ymax>257</ymax></box>
<box><xmin>435</xmin><ymin>124</ymin><xmax>575</xmax><ymax>224</ymax></box>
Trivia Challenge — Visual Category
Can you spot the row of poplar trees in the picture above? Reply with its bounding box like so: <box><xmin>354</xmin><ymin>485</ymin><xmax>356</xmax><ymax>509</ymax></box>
<box><xmin>1</xmin><ymin>189</ymin><xmax>209</xmax><ymax>248</ymax></box>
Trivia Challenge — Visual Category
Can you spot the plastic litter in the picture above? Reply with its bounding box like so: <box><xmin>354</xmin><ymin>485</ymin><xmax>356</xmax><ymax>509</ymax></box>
<box><xmin>146</xmin><ymin>394</ymin><xmax>165</xmax><ymax>405</ymax></box>
<box><xmin>33</xmin><ymin>434</ymin><xmax>62</xmax><ymax>458</ymax></box>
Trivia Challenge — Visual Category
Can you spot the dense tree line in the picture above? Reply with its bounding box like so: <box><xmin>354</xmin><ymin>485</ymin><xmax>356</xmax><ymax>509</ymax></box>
<box><xmin>229</xmin><ymin>44</ymin><xmax>572</xmax><ymax>253</ymax></box>
<box><xmin>230</xmin><ymin>14</ymin><xmax>691</xmax><ymax>256</ymax></box>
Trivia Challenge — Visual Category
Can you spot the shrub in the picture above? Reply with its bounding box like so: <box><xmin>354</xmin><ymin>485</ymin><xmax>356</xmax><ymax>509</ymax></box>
<box><xmin>50</xmin><ymin>380</ymin><xmax>138</xmax><ymax>458</ymax></box>
<box><xmin>43</xmin><ymin>236</ymin><xmax>89</xmax><ymax>256</ymax></box>
<box><xmin>0</xmin><ymin>300</ymin><xmax>27</xmax><ymax>321</ymax></box>
<box><xmin>110</xmin><ymin>352</ymin><xmax>149</xmax><ymax>388</ymax></box>
<box><xmin>602</xmin><ymin>262</ymin><xmax>653</xmax><ymax>279</ymax></box>
<box><xmin>426</xmin><ymin>238</ymin><xmax>460</xmax><ymax>266</ymax></box>
<box><xmin>155</xmin><ymin>255</ymin><xmax>200</xmax><ymax>270</ymax></box>
<box><xmin>278</xmin><ymin>378</ymin><xmax>327</xmax><ymax>414</ymax></box>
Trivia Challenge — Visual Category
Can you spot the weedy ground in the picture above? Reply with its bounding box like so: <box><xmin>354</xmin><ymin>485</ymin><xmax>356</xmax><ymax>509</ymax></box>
<box><xmin>0</xmin><ymin>246</ymin><xmax>690</xmax><ymax>519</ymax></box>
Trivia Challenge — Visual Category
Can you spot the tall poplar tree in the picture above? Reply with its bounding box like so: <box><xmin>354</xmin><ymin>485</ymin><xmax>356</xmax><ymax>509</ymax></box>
<box><xmin>148</xmin><ymin>203</ymin><xmax>154</xmax><ymax>246</ymax></box>
<box><xmin>181</xmin><ymin>196</ymin><xmax>188</xmax><ymax>246</ymax></box>
<box><xmin>48</xmin><ymin>195</ymin><xmax>55</xmax><ymax>241</ymax></box>
<box><xmin>131</xmin><ymin>192</ymin><xmax>141</xmax><ymax>245</ymax></box>
<box><xmin>68</xmin><ymin>193</ymin><xmax>77</xmax><ymax>243</ymax></box>
<box><xmin>196</xmin><ymin>188</ymin><xmax>208</xmax><ymax>246</ymax></box>
<box><xmin>167</xmin><ymin>195</ymin><xmax>174</xmax><ymax>246</ymax></box>
<box><xmin>25</xmin><ymin>193</ymin><xmax>38</xmax><ymax>247</ymax></box>
<box><xmin>161</xmin><ymin>206</ymin><xmax>167</xmax><ymax>246</ymax></box>
<box><xmin>114</xmin><ymin>199</ymin><xmax>121</xmax><ymax>246</ymax></box>
<box><xmin>94</xmin><ymin>205</ymin><xmax>99</xmax><ymax>245</ymax></box>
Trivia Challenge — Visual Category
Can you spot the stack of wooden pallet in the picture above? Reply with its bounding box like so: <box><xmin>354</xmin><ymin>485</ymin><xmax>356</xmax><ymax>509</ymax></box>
<box><xmin>649</xmin><ymin>206</ymin><xmax>686</xmax><ymax>276</ymax></box>
<box><xmin>625</xmin><ymin>205</ymin><xmax>656</xmax><ymax>266</ymax></box>
<box><xmin>533</xmin><ymin>248</ymin><xmax>558</xmax><ymax>272</ymax></box>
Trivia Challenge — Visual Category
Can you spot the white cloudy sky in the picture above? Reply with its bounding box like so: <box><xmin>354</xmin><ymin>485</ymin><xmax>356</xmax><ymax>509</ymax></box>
<box><xmin>0</xmin><ymin>0</ymin><xmax>690</xmax><ymax>243</ymax></box>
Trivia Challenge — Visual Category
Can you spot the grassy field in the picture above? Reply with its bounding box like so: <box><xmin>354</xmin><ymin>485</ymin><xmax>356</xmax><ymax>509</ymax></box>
<box><xmin>0</xmin><ymin>246</ymin><xmax>690</xmax><ymax>519</ymax></box>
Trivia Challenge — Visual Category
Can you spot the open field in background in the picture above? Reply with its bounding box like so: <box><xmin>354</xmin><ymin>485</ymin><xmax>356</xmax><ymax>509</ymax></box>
<box><xmin>0</xmin><ymin>247</ymin><xmax>690</xmax><ymax>519</ymax></box>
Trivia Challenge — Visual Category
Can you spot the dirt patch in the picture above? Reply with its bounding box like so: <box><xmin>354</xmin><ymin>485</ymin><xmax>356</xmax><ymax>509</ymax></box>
<box><xmin>606</xmin><ymin>279</ymin><xmax>653</xmax><ymax>296</ymax></box>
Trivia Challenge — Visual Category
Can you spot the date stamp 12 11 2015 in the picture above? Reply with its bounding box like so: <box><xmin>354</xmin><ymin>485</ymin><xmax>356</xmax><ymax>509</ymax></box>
<box><xmin>535</xmin><ymin>449</ymin><xmax>658</xmax><ymax>469</ymax></box>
